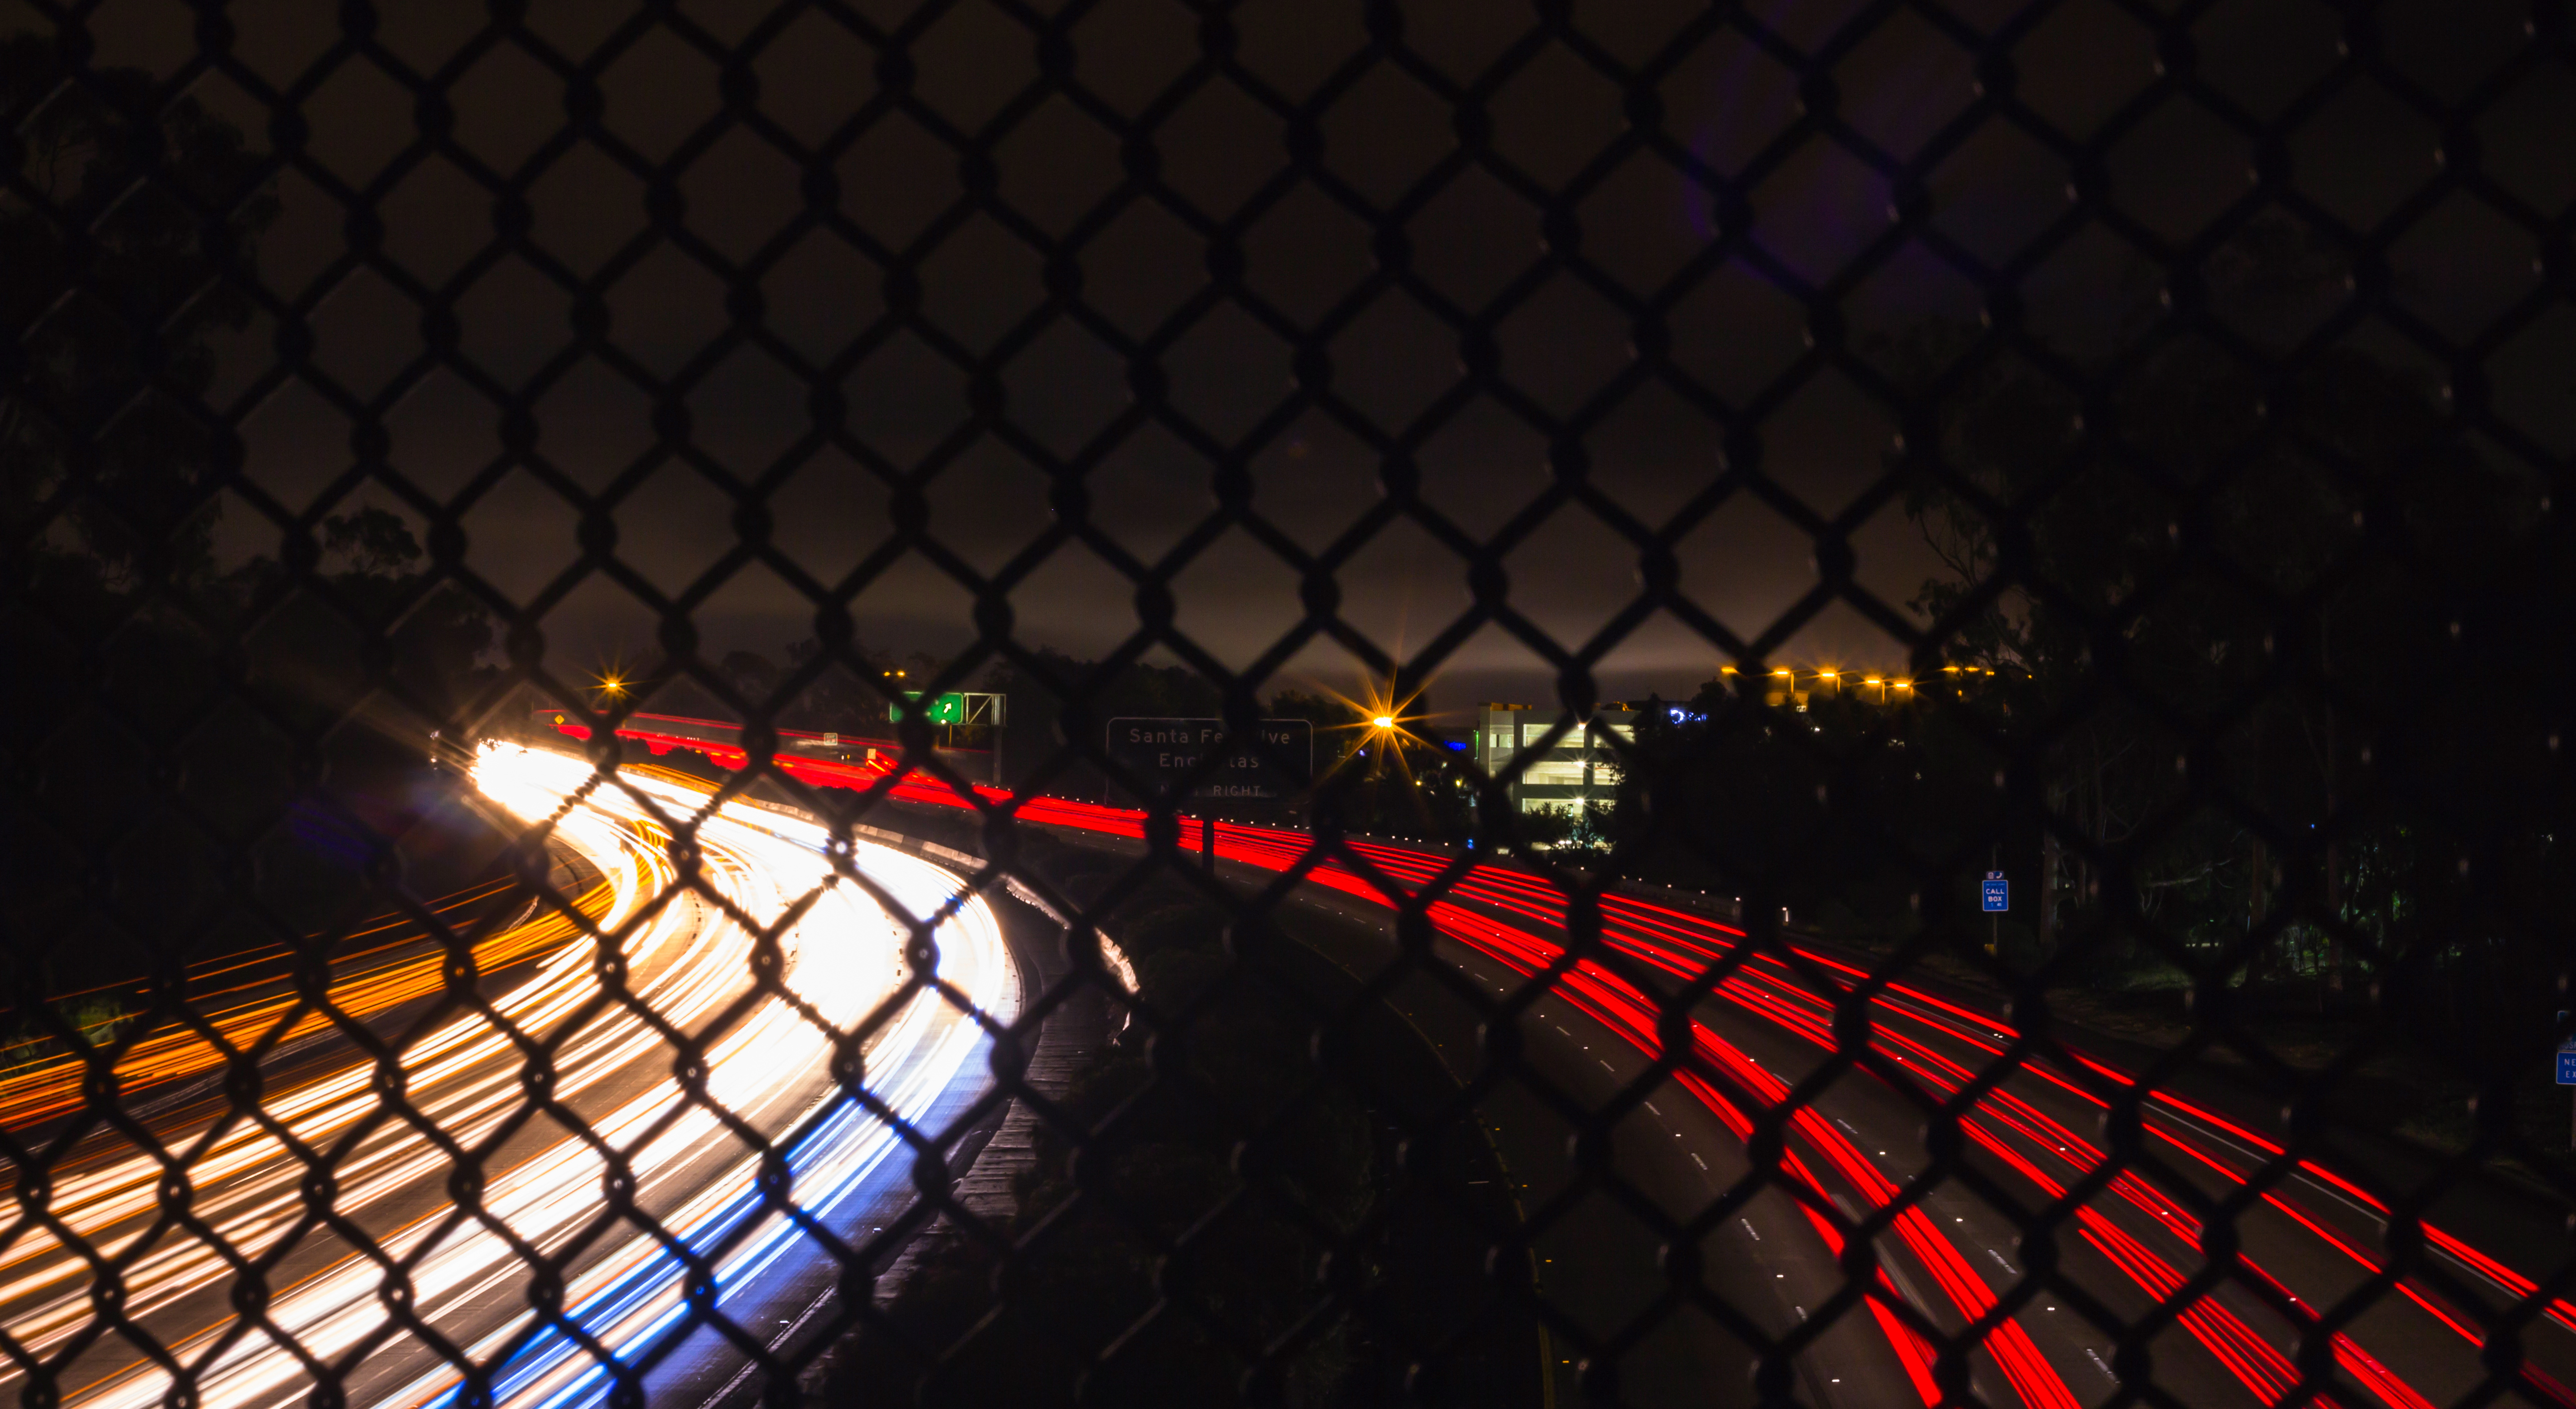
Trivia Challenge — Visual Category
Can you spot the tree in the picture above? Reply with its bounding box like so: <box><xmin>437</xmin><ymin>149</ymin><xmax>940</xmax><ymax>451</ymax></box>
<box><xmin>2</xmin><ymin>33</ymin><xmax>276</xmax><ymax>587</ymax></box>
<box><xmin>1</xmin><ymin>40</ymin><xmax>513</xmax><ymax>1004</ymax></box>
<box><xmin>1892</xmin><ymin>212</ymin><xmax>2553</xmax><ymax>1017</ymax></box>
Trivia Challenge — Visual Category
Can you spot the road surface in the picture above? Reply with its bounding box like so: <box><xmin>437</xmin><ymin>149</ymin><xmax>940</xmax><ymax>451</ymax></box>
<box><xmin>0</xmin><ymin>744</ymin><xmax>1015</xmax><ymax>1409</ymax></box>
<box><xmin>508</xmin><ymin>718</ymin><xmax>2576</xmax><ymax>1407</ymax></box>
<box><xmin>859</xmin><ymin>767</ymin><xmax>2576</xmax><ymax>1409</ymax></box>
<box><xmin>1222</xmin><ymin>828</ymin><xmax>2576</xmax><ymax>1409</ymax></box>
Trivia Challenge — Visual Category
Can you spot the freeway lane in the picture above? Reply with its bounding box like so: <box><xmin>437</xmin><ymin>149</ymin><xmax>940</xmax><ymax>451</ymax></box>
<box><xmin>951</xmin><ymin>805</ymin><xmax>2574</xmax><ymax>1406</ymax></box>
<box><xmin>553</xmin><ymin>723</ymin><xmax>2576</xmax><ymax>1407</ymax></box>
<box><xmin>1226</xmin><ymin>830</ymin><xmax>2576</xmax><ymax>1409</ymax></box>
<box><xmin>0</xmin><ymin>744</ymin><xmax>1015</xmax><ymax>1409</ymax></box>
<box><xmin>0</xmin><ymin>871</ymin><xmax>594</xmax><ymax>1133</ymax></box>
<box><xmin>1266</xmin><ymin>894</ymin><xmax>1930</xmax><ymax>1407</ymax></box>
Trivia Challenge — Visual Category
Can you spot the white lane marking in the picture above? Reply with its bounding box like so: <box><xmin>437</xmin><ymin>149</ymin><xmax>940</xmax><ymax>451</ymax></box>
<box><xmin>1600</xmin><ymin>1060</ymin><xmax>1616</xmax><ymax>1073</ymax></box>
<box><xmin>1874</xmin><ymin>989</ymin><xmax>2450</xmax><ymax>1276</ymax></box>
<box><xmin>1645</xmin><ymin>1100</ymin><xmax>1662</xmax><ymax>1116</ymax></box>
<box><xmin>1691</xmin><ymin>1153</ymin><xmax>1708</xmax><ymax>1171</ymax></box>
<box><xmin>2087</xmin><ymin>1349</ymin><xmax>2116</xmax><ymax>1379</ymax></box>
<box><xmin>1741</xmin><ymin>1219</ymin><xmax>1760</xmax><ymax>1241</ymax></box>
<box><xmin>1987</xmin><ymin>1249</ymin><xmax>2016</xmax><ymax>1275</ymax></box>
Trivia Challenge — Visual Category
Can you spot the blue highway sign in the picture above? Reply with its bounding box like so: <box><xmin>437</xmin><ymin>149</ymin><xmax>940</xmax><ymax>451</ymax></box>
<box><xmin>2557</xmin><ymin>1048</ymin><xmax>2576</xmax><ymax>1086</ymax></box>
<box><xmin>1981</xmin><ymin>872</ymin><xmax>2009</xmax><ymax>913</ymax></box>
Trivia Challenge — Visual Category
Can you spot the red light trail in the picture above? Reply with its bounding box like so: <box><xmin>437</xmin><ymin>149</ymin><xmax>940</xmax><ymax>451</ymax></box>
<box><xmin>566</xmin><ymin>718</ymin><xmax>2575</xmax><ymax>1409</ymax></box>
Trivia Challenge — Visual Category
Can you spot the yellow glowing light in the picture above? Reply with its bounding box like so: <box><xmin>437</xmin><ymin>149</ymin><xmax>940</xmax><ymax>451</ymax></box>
<box><xmin>1373</xmin><ymin>716</ymin><xmax>1395</xmax><ymax>729</ymax></box>
<box><xmin>1819</xmin><ymin>671</ymin><xmax>1837</xmax><ymax>680</ymax></box>
<box><xmin>1863</xmin><ymin>678</ymin><xmax>1880</xmax><ymax>686</ymax></box>
<box><xmin>1774</xmin><ymin>668</ymin><xmax>1792</xmax><ymax>677</ymax></box>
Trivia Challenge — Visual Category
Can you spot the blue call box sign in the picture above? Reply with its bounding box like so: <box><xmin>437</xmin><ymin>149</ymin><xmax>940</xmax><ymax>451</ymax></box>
<box><xmin>2557</xmin><ymin>1049</ymin><xmax>2576</xmax><ymax>1086</ymax></box>
<box><xmin>1981</xmin><ymin>872</ymin><xmax>2009</xmax><ymax>913</ymax></box>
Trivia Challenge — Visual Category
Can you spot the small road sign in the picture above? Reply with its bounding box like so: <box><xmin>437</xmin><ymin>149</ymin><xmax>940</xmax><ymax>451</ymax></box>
<box><xmin>1981</xmin><ymin>872</ymin><xmax>2009</xmax><ymax>913</ymax></box>
<box><xmin>2557</xmin><ymin>1048</ymin><xmax>2576</xmax><ymax>1086</ymax></box>
<box><xmin>893</xmin><ymin>691</ymin><xmax>966</xmax><ymax>725</ymax></box>
<box><xmin>1106</xmin><ymin>718</ymin><xmax>1315</xmax><ymax>802</ymax></box>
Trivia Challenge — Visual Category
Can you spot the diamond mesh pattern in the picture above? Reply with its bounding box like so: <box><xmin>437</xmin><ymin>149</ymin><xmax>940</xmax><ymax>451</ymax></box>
<box><xmin>2</xmin><ymin>1</ymin><xmax>2571</xmax><ymax>1407</ymax></box>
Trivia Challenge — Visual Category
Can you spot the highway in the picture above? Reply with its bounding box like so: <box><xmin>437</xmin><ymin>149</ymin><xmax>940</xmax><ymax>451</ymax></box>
<box><xmin>23</xmin><ymin>715</ymin><xmax>2552</xmax><ymax>1405</ymax></box>
<box><xmin>1196</xmin><ymin>822</ymin><xmax>2576</xmax><ymax>1408</ymax></box>
<box><xmin>788</xmin><ymin>740</ymin><xmax>2575</xmax><ymax>1409</ymax></box>
<box><xmin>1228</xmin><ymin>829</ymin><xmax>2576</xmax><ymax>1408</ymax></box>
<box><xmin>0</xmin><ymin>743</ymin><xmax>1015</xmax><ymax>1409</ymax></box>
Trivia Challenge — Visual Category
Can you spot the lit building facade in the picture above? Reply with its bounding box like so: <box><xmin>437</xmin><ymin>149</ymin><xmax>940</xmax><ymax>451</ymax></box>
<box><xmin>1470</xmin><ymin>703</ymin><xmax>1638</xmax><ymax>814</ymax></box>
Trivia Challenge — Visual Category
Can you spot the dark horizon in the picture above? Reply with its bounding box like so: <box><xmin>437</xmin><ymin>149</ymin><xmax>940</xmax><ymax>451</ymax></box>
<box><xmin>18</xmin><ymin>0</ymin><xmax>2556</xmax><ymax>714</ymax></box>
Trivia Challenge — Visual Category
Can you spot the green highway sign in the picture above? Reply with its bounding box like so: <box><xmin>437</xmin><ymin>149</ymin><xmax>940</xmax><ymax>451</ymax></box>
<box><xmin>892</xmin><ymin>691</ymin><xmax>966</xmax><ymax>725</ymax></box>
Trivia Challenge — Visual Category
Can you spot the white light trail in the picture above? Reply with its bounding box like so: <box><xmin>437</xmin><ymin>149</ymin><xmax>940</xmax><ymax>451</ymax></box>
<box><xmin>3</xmin><ymin>744</ymin><xmax>1012</xmax><ymax>1409</ymax></box>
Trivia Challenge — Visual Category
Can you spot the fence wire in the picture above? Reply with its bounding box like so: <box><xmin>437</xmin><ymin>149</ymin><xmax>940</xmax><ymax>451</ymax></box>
<box><xmin>3</xmin><ymin>1</ymin><xmax>2573</xmax><ymax>1406</ymax></box>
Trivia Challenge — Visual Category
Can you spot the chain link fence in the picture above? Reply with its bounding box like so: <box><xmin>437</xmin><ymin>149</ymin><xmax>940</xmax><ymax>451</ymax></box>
<box><xmin>3</xmin><ymin>0</ymin><xmax>2572</xmax><ymax>1405</ymax></box>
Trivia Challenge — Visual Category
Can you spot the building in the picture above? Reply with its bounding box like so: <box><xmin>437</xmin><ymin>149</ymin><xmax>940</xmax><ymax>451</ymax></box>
<box><xmin>1470</xmin><ymin>703</ymin><xmax>1638</xmax><ymax>815</ymax></box>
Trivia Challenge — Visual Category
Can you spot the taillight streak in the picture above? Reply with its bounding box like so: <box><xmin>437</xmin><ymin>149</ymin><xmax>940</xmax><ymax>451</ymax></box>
<box><xmin>604</xmin><ymin>731</ymin><xmax>2573</xmax><ymax>1402</ymax></box>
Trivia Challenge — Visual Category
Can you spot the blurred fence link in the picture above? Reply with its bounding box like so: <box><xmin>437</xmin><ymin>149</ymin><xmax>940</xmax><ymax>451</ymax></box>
<box><xmin>2</xmin><ymin>0</ymin><xmax>2571</xmax><ymax>1406</ymax></box>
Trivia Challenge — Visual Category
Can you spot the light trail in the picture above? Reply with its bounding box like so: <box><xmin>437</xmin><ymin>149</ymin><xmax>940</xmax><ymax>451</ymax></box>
<box><xmin>558</xmin><ymin>718</ymin><xmax>2576</xmax><ymax>1407</ymax></box>
<box><xmin>0</xmin><ymin>743</ymin><xmax>1013</xmax><ymax>1409</ymax></box>
<box><xmin>0</xmin><ymin>876</ymin><xmax>596</xmax><ymax>1129</ymax></box>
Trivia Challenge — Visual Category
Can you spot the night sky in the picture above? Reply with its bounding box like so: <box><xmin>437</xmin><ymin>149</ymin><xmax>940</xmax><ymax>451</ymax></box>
<box><xmin>17</xmin><ymin>0</ymin><xmax>2567</xmax><ymax>716</ymax></box>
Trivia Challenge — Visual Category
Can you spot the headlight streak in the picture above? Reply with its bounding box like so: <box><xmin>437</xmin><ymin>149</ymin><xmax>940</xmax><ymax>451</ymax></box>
<box><xmin>0</xmin><ymin>808</ymin><xmax>674</xmax><ymax>1359</ymax></box>
<box><xmin>404</xmin><ymin>773</ymin><xmax>1010</xmax><ymax>1409</ymax></box>
<box><xmin>3</xmin><ymin>745</ymin><xmax>1010</xmax><ymax>1409</ymax></box>
<box><xmin>411</xmin><ymin>753</ymin><xmax>1011</xmax><ymax>1409</ymax></box>
<box><xmin>513</xmin><ymin>719</ymin><xmax>2576</xmax><ymax>1406</ymax></box>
